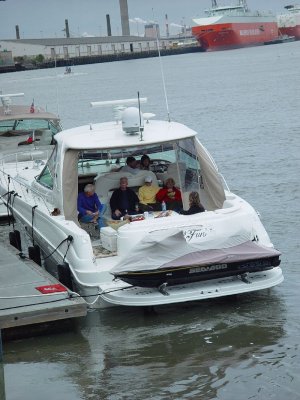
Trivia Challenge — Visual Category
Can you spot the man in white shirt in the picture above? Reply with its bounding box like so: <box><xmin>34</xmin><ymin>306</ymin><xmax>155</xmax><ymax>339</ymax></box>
<box><xmin>122</xmin><ymin>156</ymin><xmax>140</xmax><ymax>174</ymax></box>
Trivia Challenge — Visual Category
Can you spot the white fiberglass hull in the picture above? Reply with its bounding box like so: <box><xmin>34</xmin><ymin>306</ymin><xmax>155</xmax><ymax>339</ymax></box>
<box><xmin>0</xmin><ymin>188</ymin><xmax>283</xmax><ymax>309</ymax></box>
<box><xmin>0</xmin><ymin>113</ymin><xmax>283</xmax><ymax>309</ymax></box>
<box><xmin>97</xmin><ymin>268</ymin><xmax>283</xmax><ymax>307</ymax></box>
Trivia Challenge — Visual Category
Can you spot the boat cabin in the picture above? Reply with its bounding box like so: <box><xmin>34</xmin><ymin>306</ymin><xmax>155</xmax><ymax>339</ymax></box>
<box><xmin>32</xmin><ymin>106</ymin><xmax>226</xmax><ymax>229</ymax></box>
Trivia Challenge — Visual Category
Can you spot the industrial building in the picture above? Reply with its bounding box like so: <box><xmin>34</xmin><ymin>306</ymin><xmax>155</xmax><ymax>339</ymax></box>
<box><xmin>0</xmin><ymin>0</ymin><xmax>199</xmax><ymax>66</ymax></box>
<box><xmin>0</xmin><ymin>36</ymin><xmax>164</xmax><ymax>60</ymax></box>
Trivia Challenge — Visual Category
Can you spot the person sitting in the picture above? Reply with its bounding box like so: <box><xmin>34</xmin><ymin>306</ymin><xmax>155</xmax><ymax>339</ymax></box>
<box><xmin>140</xmin><ymin>154</ymin><xmax>151</xmax><ymax>170</ymax></box>
<box><xmin>77</xmin><ymin>184</ymin><xmax>106</xmax><ymax>228</ymax></box>
<box><xmin>138</xmin><ymin>176</ymin><xmax>160</xmax><ymax>211</ymax></box>
<box><xmin>156</xmin><ymin>177</ymin><xmax>183</xmax><ymax>211</ymax></box>
<box><xmin>121</xmin><ymin>156</ymin><xmax>140</xmax><ymax>175</ymax></box>
<box><xmin>180</xmin><ymin>191</ymin><xmax>205</xmax><ymax>215</ymax></box>
<box><xmin>110</xmin><ymin>177</ymin><xmax>140</xmax><ymax>220</ymax></box>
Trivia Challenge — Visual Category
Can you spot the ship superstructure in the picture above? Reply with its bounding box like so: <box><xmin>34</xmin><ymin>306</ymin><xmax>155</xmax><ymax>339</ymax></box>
<box><xmin>277</xmin><ymin>5</ymin><xmax>300</xmax><ymax>40</ymax></box>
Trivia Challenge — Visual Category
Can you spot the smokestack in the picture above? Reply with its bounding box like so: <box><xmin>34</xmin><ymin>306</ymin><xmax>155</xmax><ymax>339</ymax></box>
<box><xmin>119</xmin><ymin>0</ymin><xmax>130</xmax><ymax>36</ymax></box>
<box><xmin>165</xmin><ymin>14</ymin><xmax>169</xmax><ymax>38</ymax></box>
<box><xmin>106</xmin><ymin>14</ymin><xmax>112</xmax><ymax>36</ymax></box>
<box><xmin>15</xmin><ymin>25</ymin><xmax>20</xmax><ymax>40</ymax></box>
<box><xmin>65</xmin><ymin>19</ymin><xmax>70</xmax><ymax>38</ymax></box>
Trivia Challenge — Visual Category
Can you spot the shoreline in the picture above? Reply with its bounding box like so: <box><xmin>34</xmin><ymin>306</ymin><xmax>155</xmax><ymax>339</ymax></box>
<box><xmin>0</xmin><ymin>46</ymin><xmax>204</xmax><ymax>74</ymax></box>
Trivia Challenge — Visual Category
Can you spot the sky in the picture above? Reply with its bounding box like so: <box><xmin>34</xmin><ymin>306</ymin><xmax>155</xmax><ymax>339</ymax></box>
<box><xmin>0</xmin><ymin>0</ymin><xmax>292</xmax><ymax>40</ymax></box>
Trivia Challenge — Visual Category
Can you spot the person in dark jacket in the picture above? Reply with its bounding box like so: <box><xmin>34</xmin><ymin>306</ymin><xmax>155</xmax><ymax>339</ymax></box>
<box><xmin>110</xmin><ymin>177</ymin><xmax>140</xmax><ymax>220</ymax></box>
<box><xmin>180</xmin><ymin>191</ymin><xmax>205</xmax><ymax>215</ymax></box>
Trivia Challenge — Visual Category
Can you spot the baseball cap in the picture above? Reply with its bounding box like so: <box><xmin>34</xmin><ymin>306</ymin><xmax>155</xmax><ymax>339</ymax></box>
<box><xmin>145</xmin><ymin>176</ymin><xmax>152</xmax><ymax>183</ymax></box>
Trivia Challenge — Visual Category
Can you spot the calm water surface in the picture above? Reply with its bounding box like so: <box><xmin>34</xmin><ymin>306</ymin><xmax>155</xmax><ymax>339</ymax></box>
<box><xmin>0</xmin><ymin>41</ymin><xmax>300</xmax><ymax>399</ymax></box>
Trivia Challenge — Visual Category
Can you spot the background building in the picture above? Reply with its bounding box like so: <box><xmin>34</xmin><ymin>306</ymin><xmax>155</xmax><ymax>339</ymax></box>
<box><xmin>144</xmin><ymin>23</ymin><xmax>160</xmax><ymax>39</ymax></box>
<box><xmin>0</xmin><ymin>36</ymin><xmax>162</xmax><ymax>60</ymax></box>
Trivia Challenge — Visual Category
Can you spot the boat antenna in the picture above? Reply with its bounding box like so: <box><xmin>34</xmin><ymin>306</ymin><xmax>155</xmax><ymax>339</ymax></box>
<box><xmin>152</xmin><ymin>8</ymin><xmax>171</xmax><ymax>122</ymax></box>
<box><xmin>137</xmin><ymin>91</ymin><xmax>144</xmax><ymax>141</ymax></box>
<box><xmin>54</xmin><ymin>55</ymin><xmax>60</xmax><ymax>118</ymax></box>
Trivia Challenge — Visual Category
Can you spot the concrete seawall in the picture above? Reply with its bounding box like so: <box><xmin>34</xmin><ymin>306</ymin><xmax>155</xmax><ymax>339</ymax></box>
<box><xmin>11</xmin><ymin>46</ymin><xmax>204</xmax><ymax>72</ymax></box>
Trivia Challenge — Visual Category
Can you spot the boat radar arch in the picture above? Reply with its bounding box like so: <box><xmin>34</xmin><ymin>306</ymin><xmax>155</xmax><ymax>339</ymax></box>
<box><xmin>90</xmin><ymin>97</ymin><xmax>147</xmax><ymax>124</ymax></box>
<box><xmin>122</xmin><ymin>106</ymin><xmax>144</xmax><ymax>134</ymax></box>
<box><xmin>143</xmin><ymin>113</ymin><xmax>156</xmax><ymax>123</ymax></box>
<box><xmin>0</xmin><ymin>92</ymin><xmax>25</xmax><ymax>101</ymax></box>
<box><xmin>0</xmin><ymin>92</ymin><xmax>24</xmax><ymax>115</ymax></box>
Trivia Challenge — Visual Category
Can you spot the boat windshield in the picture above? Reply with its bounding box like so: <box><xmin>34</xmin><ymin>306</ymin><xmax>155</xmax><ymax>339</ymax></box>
<box><xmin>77</xmin><ymin>137</ymin><xmax>201</xmax><ymax>191</ymax></box>
<box><xmin>36</xmin><ymin>146</ymin><xmax>58</xmax><ymax>189</ymax></box>
<box><xmin>0</xmin><ymin>118</ymin><xmax>61</xmax><ymax>136</ymax></box>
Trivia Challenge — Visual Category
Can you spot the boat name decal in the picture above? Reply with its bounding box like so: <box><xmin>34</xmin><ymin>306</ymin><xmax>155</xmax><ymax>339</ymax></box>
<box><xmin>240</xmin><ymin>29</ymin><xmax>261</xmax><ymax>36</ymax></box>
<box><xmin>183</xmin><ymin>226</ymin><xmax>213</xmax><ymax>242</ymax></box>
<box><xmin>189</xmin><ymin>264</ymin><xmax>227</xmax><ymax>274</ymax></box>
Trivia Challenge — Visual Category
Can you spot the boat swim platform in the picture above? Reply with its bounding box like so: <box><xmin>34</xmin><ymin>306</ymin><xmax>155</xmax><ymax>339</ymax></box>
<box><xmin>0</xmin><ymin>242</ymin><xmax>87</xmax><ymax>337</ymax></box>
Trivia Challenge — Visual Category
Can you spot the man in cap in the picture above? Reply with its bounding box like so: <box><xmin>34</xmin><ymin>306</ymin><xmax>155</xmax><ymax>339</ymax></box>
<box><xmin>138</xmin><ymin>175</ymin><xmax>160</xmax><ymax>211</ymax></box>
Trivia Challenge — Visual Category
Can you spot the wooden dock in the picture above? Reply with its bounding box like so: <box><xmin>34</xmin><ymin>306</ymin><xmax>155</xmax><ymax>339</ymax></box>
<box><xmin>0</xmin><ymin>241</ymin><xmax>87</xmax><ymax>345</ymax></box>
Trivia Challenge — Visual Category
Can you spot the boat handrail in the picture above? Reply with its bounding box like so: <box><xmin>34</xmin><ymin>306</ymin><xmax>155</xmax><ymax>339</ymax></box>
<box><xmin>0</xmin><ymin>156</ymin><xmax>53</xmax><ymax>215</ymax></box>
<box><xmin>0</xmin><ymin>172</ymin><xmax>53</xmax><ymax>215</ymax></box>
<box><xmin>219</xmin><ymin>173</ymin><xmax>230</xmax><ymax>191</ymax></box>
<box><xmin>0</xmin><ymin>148</ymin><xmax>51</xmax><ymax>174</ymax></box>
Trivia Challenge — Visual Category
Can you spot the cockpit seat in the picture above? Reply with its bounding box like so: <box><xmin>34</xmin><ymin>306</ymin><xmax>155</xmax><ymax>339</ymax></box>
<box><xmin>94</xmin><ymin>170</ymin><xmax>158</xmax><ymax>218</ymax></box>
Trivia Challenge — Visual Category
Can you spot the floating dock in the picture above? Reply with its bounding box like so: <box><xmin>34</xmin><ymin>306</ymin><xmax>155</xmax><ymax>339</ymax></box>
<box><xmin>0</xmin><ymin>240</ymin><xmax>87</xmax><ymax>347</ymax></box>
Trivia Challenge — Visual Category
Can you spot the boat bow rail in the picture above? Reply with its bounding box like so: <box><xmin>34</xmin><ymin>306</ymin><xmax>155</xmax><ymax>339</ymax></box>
<box><xmin>0</xmin><ymin>149</ymin><xmax>54</xmax><ymax>213</ymax></box>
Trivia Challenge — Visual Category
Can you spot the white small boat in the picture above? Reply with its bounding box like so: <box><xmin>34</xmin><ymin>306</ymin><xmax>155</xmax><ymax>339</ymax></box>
<box><xmin>0</xmin><ymin>98</ymin><xmax>283</xmax><ymax>308</ymax></box>
<box><xmin>0</xmin><ymin>92</ymin><xmax>61</xmax><ymax>145</ymax></box>
<box><xmin>64</xmin><ymin>66</ymin><xmax>73</xmax><ymax>75</ymax></box>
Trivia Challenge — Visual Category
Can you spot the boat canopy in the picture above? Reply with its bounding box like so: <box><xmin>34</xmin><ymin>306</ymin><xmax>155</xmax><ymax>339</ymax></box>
<box><xmin>37</xmin><ymin>119</ymin><xmax>226</xmax><ymax>221</ymax></box>
<box><xmin>59</xmin><ymin>138</ymin><xmax>226</xmax><ymax>221</ymax></box>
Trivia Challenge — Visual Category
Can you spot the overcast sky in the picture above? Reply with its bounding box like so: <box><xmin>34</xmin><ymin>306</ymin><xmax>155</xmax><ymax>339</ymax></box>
<box><xmin>0</xmin><ymin>0</ymin><xmax>291</xmax><ymax>39</ymax></box>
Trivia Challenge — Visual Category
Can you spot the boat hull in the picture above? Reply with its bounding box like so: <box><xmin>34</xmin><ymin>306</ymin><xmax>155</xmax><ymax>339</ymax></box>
<box><xmin>192</xmin><ymin>21</ymin><xmax>278</xmax><ymax>51</ymax></box>
<box><xmin>278</xmin><ymin>26</ymin><xmax>300</xmax><ymax>40</ymax></box>
<box><xmin>278</xmin><ymin>7</ymin><xmax>300</xmax><ymax>40</ymax></box>
<box><xmin>102</xmin><ymin>268</ymin><xmax>284</xmax><ymax>307</ymax></box>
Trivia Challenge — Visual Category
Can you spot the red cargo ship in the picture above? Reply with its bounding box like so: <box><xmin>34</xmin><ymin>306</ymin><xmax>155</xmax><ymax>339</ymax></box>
<box><xmin>277</xmin><ymin>5</ymin><xmax>300</xmax><ymax>40</ymax></box>
<box><xmin>192</xmin><ymin>0</ymin><xmax>278</xmax><ymax>51</ymax></box>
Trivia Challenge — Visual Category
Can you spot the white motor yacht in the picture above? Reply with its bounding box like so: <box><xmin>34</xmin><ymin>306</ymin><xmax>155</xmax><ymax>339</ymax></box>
<box><xmin>0</xmin><ymin>92</ymin><xmax>62</xmax><ymax>217</ymax></box>
<box><xmin>0</xmin><ymin>98</ymin><xmax>283</xmax><ymax>308</ymax></box>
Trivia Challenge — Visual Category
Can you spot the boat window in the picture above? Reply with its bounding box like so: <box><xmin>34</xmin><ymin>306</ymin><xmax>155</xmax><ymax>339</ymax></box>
<box><xmin>36</xmin><ymin>165</ymin><xmax>53</xmax><ymax>189</ymax></box>
<box><xmin>0</xmin><ymin>119</ymin><xmax>60</xmax><ymax>135</ymax></box>
<box><xmin>77</xmin><ymin>143</ymin><xmax>177</xmax><ymax>175</ymax></box>
<box><xmin>0</xmin><ymin>120</ymin><xmax>15</xmax><ymax>133</ymax></box>
<box><xmin>76</xmin><ymin>139</ymin><xmax>201</xmax><ymax>193</ymax></box>
<box><xmin>177</xmin><ymin>138</ymin><xmax>201</xmax><ymax>191</ymax></box>
<box><xmin>36</xmin><ymin>146</ymin><xmax>57</xmax><ymax>190</ymax></box>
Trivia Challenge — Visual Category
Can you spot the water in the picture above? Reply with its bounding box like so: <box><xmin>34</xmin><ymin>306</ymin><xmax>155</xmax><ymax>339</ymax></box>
<box><xmin>1</xmin><ymin>41</ymin><xmax>300</xmax><ymax>399</ymax></box>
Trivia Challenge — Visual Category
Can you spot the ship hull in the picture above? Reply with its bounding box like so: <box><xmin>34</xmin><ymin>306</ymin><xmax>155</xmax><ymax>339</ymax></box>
<box><xmin>278</xmin><ymin>7</ymin><xmax>300</xmax><ymax>40</ymax></box>
<box><xmin>192</xmin><ymin>21</ymin><xmax>278</xmax><ymax>51</ymax></box>
<box><xmin>278</xmin><ymin>26</ymin><xmax>300</xmax><ymax>40</ymax></box>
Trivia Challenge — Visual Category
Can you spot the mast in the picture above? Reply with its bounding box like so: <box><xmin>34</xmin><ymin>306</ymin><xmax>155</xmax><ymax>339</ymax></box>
<box><xmin>239</xmin><ymin>0</ymin><xmax>248</xmax><ymax>11</ymax></box>
<box><xmin>212</xmin><ymin>0</ymin><xmax>218</xmax><ymax>7</ymax></box>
